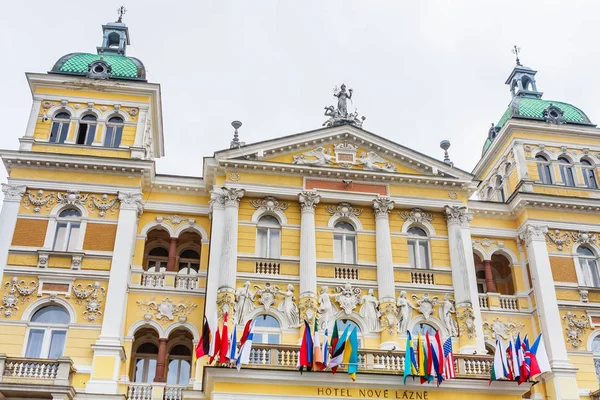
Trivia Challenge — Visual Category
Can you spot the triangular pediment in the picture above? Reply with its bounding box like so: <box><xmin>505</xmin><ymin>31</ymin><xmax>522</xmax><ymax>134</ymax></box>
<box><xmin>214</xmin><ymin>125</ymin><xmax>472</xmax><ymax>180</ymax></box>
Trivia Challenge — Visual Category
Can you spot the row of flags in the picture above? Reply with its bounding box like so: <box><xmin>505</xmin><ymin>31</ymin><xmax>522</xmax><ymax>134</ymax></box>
<box><xmin>195</xmin><ymin>314</ymin><xmax>551</xmax><ymax>385</ymax></box>
<box><xmin>490</xmin><ymin>333</ymin><xmax>550</xmax><ymax>384</ymax></box>
<box><xmin>403</xmin><ymin>330</ymin><xmax>455</xmax><ymax>386</ymax></box>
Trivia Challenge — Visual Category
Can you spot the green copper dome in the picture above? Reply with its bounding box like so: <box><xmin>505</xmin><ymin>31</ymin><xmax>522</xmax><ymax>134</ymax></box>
<box><xmin>50</xmin><ymin>53</ymin><xmax>146</xmax><ymax>81</ymax></box>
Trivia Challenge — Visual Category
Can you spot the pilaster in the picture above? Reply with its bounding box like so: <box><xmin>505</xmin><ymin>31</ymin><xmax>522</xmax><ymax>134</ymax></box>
<box><xmin>0</xmin><ymin>185</ymin><xmax>26</xmax><ymax>281</ymax></box>
<box><xmin>444</xmin><ymin>205</ymin><xmax>485</xmax><ymax>354</ymax></box>
<box><xmin>298</xmin><ymin>191</ymin><xmax>320</xmax><ymax>323</ymax></box>
<box><xmin>217</xmin><ymin>187</ymin><xmax>244</xmax><ymax>297</ymax></box>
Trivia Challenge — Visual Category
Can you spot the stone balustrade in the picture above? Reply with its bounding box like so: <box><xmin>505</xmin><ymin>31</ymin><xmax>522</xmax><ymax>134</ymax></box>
<box><xmin>335</xmin><ymin>266</ymin><xmax>359</xmax><ymax>280</ymax></box>
<box><xmin>132</xmin><ymin>268</ymin><xmax>203</xmax><ymax>293</ymax></box>
<box><xmin>127</xmin><ymin>383</ymin><xmax>186</xmax><ymax>400</ymax></box>
<box><xmin>478</xmin><ymin>293</ymin><xmax>489</xmax><ymax>309</ymax></box>
<box><xmin>478</xmin><ymin>293</ymin><xmax>525</xmax><ymax>311</ymax></box>
<box><xmin>255</xmin><ymin>261</ymin><xmax>281</xmax><ymax>275</ymax></box>
<box><xmin>499</xmin><ymin>295</ymin><xmax>519</xmax><ymax>310</ymax></box>
<box><xmin>0</xmin><ymin>356</ymin><xmax>75</xmax><ymax>399</ymax></box>
<box><xmin>411</xmin><ymin>271</ymin><xmax>435</xmax><ymax>285</ymax></box>
<box><xmin>141</xmin><ymin>271</ymin><xmax>166</xmax><ymax>288</ymax></box>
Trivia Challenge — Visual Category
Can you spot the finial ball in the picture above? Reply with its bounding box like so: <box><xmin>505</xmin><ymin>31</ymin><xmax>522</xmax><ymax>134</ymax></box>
<box><xmin>440</xmin><ymin>140</ymin><xmax>451</xmax><ymax>151</ymax></box>
<box><xmin>231</xmin><ymin>120</ymin><xmax>242</xmax><ymax>130</ymax></box>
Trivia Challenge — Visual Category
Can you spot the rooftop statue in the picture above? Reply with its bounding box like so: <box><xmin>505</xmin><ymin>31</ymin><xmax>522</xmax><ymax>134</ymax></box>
<box><xmin>323</xmin><ymin>84</ymin><xmax>366</xmax><ymax>128</ymax></box>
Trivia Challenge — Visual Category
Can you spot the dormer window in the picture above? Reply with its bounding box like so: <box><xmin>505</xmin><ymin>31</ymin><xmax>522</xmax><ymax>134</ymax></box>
<box><xmin>76</xmin><ymin>114</ymin><xmax>97</xmax><ymax>145</ymax></box>
<box><xmin>104</xmin><ymin>116</ymin><xmax>124</xmax><ymax>148</ymax></box>
<box><xmin>86</xmin><ymin>60</ymin><xmax>112</xmax><ymax>79</ymax></box>
<box><xmin>49</xmin><ymin>112</ymin><xmax>71</xmax><ymax>144</ymax></box>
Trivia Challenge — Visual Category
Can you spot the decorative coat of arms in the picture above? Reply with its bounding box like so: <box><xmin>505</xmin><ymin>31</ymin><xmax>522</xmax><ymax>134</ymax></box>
<box><xmin>138</xmin><ymin>297</ymin><xmax>197</xmax><ymax>323</ymax></box>
<box><xmin>334</xmin><ymin>282</ymin><xmax>362</xmax><ymax>315</ymax></box>
<box><xmin>411</xmin><ymin>293</ymin><xmax>438</xmax><ymax>320</ymax></box>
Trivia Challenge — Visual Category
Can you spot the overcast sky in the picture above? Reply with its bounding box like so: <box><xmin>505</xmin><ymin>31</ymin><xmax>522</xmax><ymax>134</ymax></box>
<box><xmin>2</xmin><ymin>0</ymin><xmax>599</xmax><ymax>179</ymax></box>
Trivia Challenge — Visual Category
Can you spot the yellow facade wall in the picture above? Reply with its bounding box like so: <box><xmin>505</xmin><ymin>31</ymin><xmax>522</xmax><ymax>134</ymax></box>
<box><xmin>12</xmin><ymin>219</ymin><xmax>47</xmax><ymax>247</ymax></box>
<box><xmin>83</xmin><ymin>223</ymin><xmax>117</xmax><ymax>251</ymax></box>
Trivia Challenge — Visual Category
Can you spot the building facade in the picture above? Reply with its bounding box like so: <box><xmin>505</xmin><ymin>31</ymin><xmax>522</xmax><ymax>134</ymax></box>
<box><xmin>0</xmin><ymin>16</ymin><xmax>599</xmax><ymax>400</ymax></box>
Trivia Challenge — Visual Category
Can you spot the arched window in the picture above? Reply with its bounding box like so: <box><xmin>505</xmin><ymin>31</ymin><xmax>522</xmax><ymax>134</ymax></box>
<box><xmin>411</xmin><ymin>323</ymin><xmax>438</xmax><ymax>337</ymax></box>
<box><xmin>582</xmin><ymin>159</ymin><xmax>598</xmax><ymax>189</ymax></box>
<box><xmin>592</xmin><ymin>335</ymin><xmax>600</xmax><ymax>384</ymax></box>
<box><xmin>253</xmin><ymin>315</ymin><xmax>281</xmax><ymax>344</ymax></box>
<box><xmin>333</xmin><ymin>222</ymin><xmax>356</xmax><ymax>264</ymax></box>
<box><xmin>133</xmin><ymin>342</ymin><xmax>158</xmax><ymax>383</ymax></box>
<box><xmin>76</xmin><ymin>114</ymin><xmax>97</xmax><ymax>145</ymax></box>
<box><xmin>146</xmin><ymin>247</ymin><xmax>169</xmax><ymax>272</ymax></box>
<box><xmin>178</xmin><ymin>249</ymin><xmax>200</xmax><ymax>274</ymax></box>
<box><xmin>495</xmin><ymin>175</ymin><xmax>505</xmax><ymax>202</ymax></box>
<box><xmin>407</xmin><ymin>227</ymin><xmax>430</xmax><ymax>269</ymax></box>
<box><xmin>577</xmin><ymin>246</ymin><xmax>600</xmax><ymax>287</ymax></box>
<box><xmin>49</xmin><ymin>112</ymin><xmax>71</xmax><ymax>144</ymax></box>
<box><xmin>25</xmin><ymin>305</ymin><xmax>69</xmax><ymax>359</ymax></box>
<box><xmin>166</xmin><ymin>344</ymin><xmax>191</xmax><ymax>385</ymax></box>
<box><xmin>558</xmin><ymin>157</ymin><xmax>575</xmax><ymax>187</ymax></box>
<box><xmin>336</xmin><ymin>319</ymin><xmax>362</xmax><ymax>347</ymax></box>
<box><xmin>104</xmin><ymin>116</ymin><xmax>124</xmax><ymax>148</ymax></box>
<box><xmin>53</xmin><ymin>208</ymin><xmax>81</xmax><ymax>251</ymax></box>
<box><xmin>256</xmin><ymin>216</ymin><xmax>281</xmax><ymax>259</ymax></box>
<box><xmin>536</xmin><ymin>155</ymin><xmax>552</xmax><ymax>184</ymax></box>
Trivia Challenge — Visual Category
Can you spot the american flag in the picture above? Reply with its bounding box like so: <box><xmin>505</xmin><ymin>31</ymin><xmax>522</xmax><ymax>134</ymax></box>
<box><xmin>443</xmin><ymin>337</ymin><xmax>456</xmax><ymax>379</ymax></box>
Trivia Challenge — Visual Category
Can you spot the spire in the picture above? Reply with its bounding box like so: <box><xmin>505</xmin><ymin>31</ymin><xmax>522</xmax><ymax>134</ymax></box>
<box><xmin>230</xmin><ymin>120</ymin><xmax>243</xmax><ymax>149</ymax></box>
<box><xmin>504</xmin><ymin>46</ymin><xmax>543</xmax><ymax>99</ymax></box>
<box><xmin>97</xmin><ymin>7</ymin><xmax>131</xmax><ymax>56</ymax></box>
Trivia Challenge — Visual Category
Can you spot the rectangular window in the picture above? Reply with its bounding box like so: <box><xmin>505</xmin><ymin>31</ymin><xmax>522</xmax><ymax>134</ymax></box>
<box><xmin>257</xmin><ymin>228</ymin><xmax>268</xmax><ymax>258</ymax></box>
<box><xmin>333</xmin><ymin>235</ymin><xmax>343</xmax><ymax>263</ymax></box>
<box><xmin>408</xmin><ymin>240</ymin><xmax>416</xmax><ymax>267</ymax></box>
<box><xmin>66</xmin><ymin>224</ymin><xmax>80</xmax><ymax>251</ymax></box>
<box><xmin>48</xmin><ymin>330</ymin><xmax>66</xmax><ymax>358</ymax></box>
<box><xmin>267</xmin><ymin>334</ymin><xmax>280</xmax><ymax>344</ymax></box>
<box><xmin>104</xmin><ymin>126</ymin><xmax>123</xmax><ymax>148</ymax></box>
<box><xmin>253</xmin><ymin>333</ymin><xmax>263</xmax><ymax>343</ymax></box>
<box><xmin>585</xmin><ymin>259</ymin><xmax>600</xmax><ymax>288</ymax></box>
<box><xmin>53</xmin><ymin>223</ymin><xmax>68</xmax><ymax>251</ymax></box>
<box><xmin>25</xmin><ymin>329</ymin><xmax>45</xmax><ymax>358</ymax></box>
<box><xmin>269</xmin><ymin>229</ymin><xmax>281</xmax><ymax>258</ymax></box>
<box><xmin>345</xmin><ymin>236</ymin><xmax>356</xmax><ymax>264</ymax></box>
<box><xmin>418</xmin><ymin>241</ymin><xmax>430</xmax><ymax>269</ymax></box>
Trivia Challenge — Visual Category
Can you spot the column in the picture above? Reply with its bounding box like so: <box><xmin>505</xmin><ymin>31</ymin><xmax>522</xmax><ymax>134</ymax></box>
<box><xmin>86</xmin><ymin>191</ymin><xmax>143</xmax><ymax>395</ymax></box>
<box><xmin>20</xmin><ymin>99</ymin><xmax>42</xmax><ymax>151</ymax></box>
<box><xmin>298</xmin><ymin>191</ymin><xmax>320</xmax><ymax>323</ymax></box>
<box><xmin>518</xmin><ymin>224</ymin><xmax>579</xmax><ymax>400</ymax></box>
<box><xmin>131</xmin><ymin>106</ymin><xmax>149</xmax><ymax>159</ymax></box>
<box><xmin>216</xmin><ymin>188</ymin><xmax>244</xmax><ymax>319</ymax></box>
<box><xmin>372</xmin><ymin>196</ymin><xmax>398</xmax><ymax>349</ymax></box>
<box><xmin>482</xmin><ymin>260</ymin><xmax>497</xmax><ymax>293</ymax></box>
<box><xmin>0</xmin><ymin>185</ymin><xmax>26</xmax><ymax>281</ymax></box>
<box><xmin>444</xmin><ymin>205</ymin><xmax>485</xmax><ymax>354</ymax></box>
<box><xmin>154</xmin><ymin>338</ymin><xmax>168</xmax><ymax>382</ymax></box>
<box><xmin>167</xmin><ymin>237</ymin><xmax>178</xmax><ymax>272</ymax></box>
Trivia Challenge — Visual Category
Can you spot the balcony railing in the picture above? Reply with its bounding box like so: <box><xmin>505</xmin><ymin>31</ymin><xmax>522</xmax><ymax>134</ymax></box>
<box><xmin>133</xmin><ymin>269</ymin><xmax>203</xmax><ymax>293</ymax></box>
<box><xmin>335</xmin><ymin>266</ymin><xmax>359</xmax><ymax>280</ymax></box>
<box><xmin>255</xmin><ymin>261</ymin><xmax>281</xmax><ymax>275</ymax></box>
<box><xmin>499</xmin><ymin>295</ymin><xmax>518</xmax><ymax>311</ymax></box>
<box><xmin>243</xmin><ymin>344</ymin><xmax>492</xmax><ymax>378</ymax></box>
<box><xmin>478</xmin><ymin>293</ymin><xmax>522</xmax><ymax>311</ymax></box>
<box><xmin>175</xmin><ymin>276</ymin><xmax>199</xmax><ymax>290</ymax></box>
<box><xmin>411</xmin><ymin>271</ymin><xmax>435</xmax><ymax>285</ymax></box>
<box><xmin>478</xmin><ymin>294</ymin><xmax>489</xmax><ymax>309</ymax></box>
<box><xmin>128</xmin><ymin>383</ymin><xmax>153</xmax><ymax>400</ymax></box>
<box><xmin>141</xmin><ymin>272</ymin><xmax>166</xmax><ymax>288</ymax></box>
<box><xmin>127</xmin><ymin>383</ymin><xmax>186</xmax><ymax>400</ymax></box>
<box><xmin>0</xmin><ymin>356</ymin><xmax>76</xmax><ymax>399</ymax></box>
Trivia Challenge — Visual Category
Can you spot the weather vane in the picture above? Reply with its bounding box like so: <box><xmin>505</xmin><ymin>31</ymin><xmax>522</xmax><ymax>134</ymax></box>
<box><xmin>116</xmin><ymin>6</ymin><xmax>127</xmax><ymax>23</ymax></box>
<box><xmin>512</xmin><ymin>45</ymin><xmax>521</xmax><ymax>66</ymax></box>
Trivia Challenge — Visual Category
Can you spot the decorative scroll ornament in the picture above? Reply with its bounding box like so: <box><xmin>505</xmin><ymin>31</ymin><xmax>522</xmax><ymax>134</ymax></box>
<box><xmin>298</xmin><ymin>191</ymin><xmax>321</xmax><ymax>211</ymax></box>
<box><xmin>250</xmin><ymin>196</ymin><xmax>289</xmax><ymax>213</ymax></box>
<box><xmin>544</xmin><ymin>229</ymin><xmax>571</xmax><ymax>251</ymax></box>
<box><xmin>372</xmin><ymin>196</ymin><xmax>395</xmax><ymax>217</ymax></box>
<box><xmin>57</xmin><ymin>190</ymin><xmax>88</xmax><ymax>206</ymax></box>
<box><xmin>216</xmin><ymin>294</ymin><xmax>235</xmax><ymax>320</ymax></box>
<box><xmin>571</xmin><ymin>231</ymin><xmax>597</xmax><ymax>246</ymax></box>
<box><xmin>482</xmin><ymin>317</ymin><xmax>524</xmax><ymax>340</ymax></box>
<box><xmin>579</xmin><ymin>288</ymin><xmax>589</xmax><ymax>303</ymax></box>
<box><xmin>138</xmin><ymin>297</ymin><xmax>197</xmax><ymax>323</ymax></box>
<box><xmin>88</xmin><ymin>194</ymin><xmax>119</xmax><ymax>218</ymax></box>
<box><xmin>254</xmin><ymin>282</ymin><xmax>280</xmax><ymax>311</ymax></box>
<box><xmin>326</xmin><ymin>202</ymin><xmax>362</xmax><ymax>218</ymax></box>
<box><xmin>379</xmin><ymin>303</ymin><xmax>398</xmax><ymax>335</ymax></box>
<box><xmin>444</xmin><ymin>205</ymin><xmax>471</xmax><ymax>226</ymax></box>
<box><xmin>23</xmin><ymin>190</ymin><xmax>55</xmax><ymax>213</ymax></box>
<box><xmin>221</xmin><ymin>188</ymin><xmax>245</xmax><ymax>207</ymax></box>
<box><xmin>156</xmin><ymin>215</ymin><xmax>195</xmax><ymax>226</ymax></box>
<box><xmin>472</xmin><ymin>238</ymin><xmax>503</xmax><ymax>249</ymax></box>
<box><xmin>334</xmin><ymin>141</ymin><xmax>359</xmax><ymax>168</ymax></box>
<box><xmin>411</xmin><ymin>293</ymin><xmax>438</xmax><ymax>320</ymax></box>
<box><xmin>457</xmin><ymin>306</ymin><xmax>476</xmax><ymax>339</ymax></box>
<box><xmin>562</xmin><ymin>311</ymin><xmax>589</xmax><ymax>348</ymax></box>
<box><xmin>72</xmin><ymin>282</ymin><xmax>106</xmax><ymax>322</ymax></box>
<box><xmin>0</xmin><ymin>277</ymin><xmax>39</xmax><ymax>317</ymax></box>
<box><xmin>399</xmin><ymin>208</ymin><xmax>433</xmax><ymax>225</ymax></box>
<box><xmin>334</xmin><ymin>282</ymin><xmax>362</xmax><ymax>315</ymax></box>
<box><xmin>298</xmin><ymin>297</ymin><xmax>318</xmax><ymax>324</ymax></box>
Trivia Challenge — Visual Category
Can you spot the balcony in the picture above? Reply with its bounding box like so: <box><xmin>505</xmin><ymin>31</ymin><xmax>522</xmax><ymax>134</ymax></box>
<box><xmin>478</xmin><ymin>293</ymin><xmax>528</xmax><ymax>311</ymax></box>
<box><xmin>242</xmin><ymin>344</ymin><xmax>493</xmax><ymax>378</ymax></box>
<box><xmin>411</xmin><ymin>271</ymin><xmax>435</xmax><ymax>285</ymax></box>
<box><xmin>0</xmin><ymin>356</ymin><xmax>76</xmax><ymax>399</ymax></box>
<box><xmin>131</xmin><ymin>268</ymin><xmax>203</xmax><ymax>293</ymax></box>
<box><xmin>127</xmin><ymin>383</ymin><xmax>187</xmax><ymax>400</ymax></box>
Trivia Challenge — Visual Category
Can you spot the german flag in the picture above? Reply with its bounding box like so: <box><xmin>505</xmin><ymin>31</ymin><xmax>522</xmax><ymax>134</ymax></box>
<box><xmin>195</xmin><ymin>316</ymin><xmax>211</xmax><ymax>359</ymax></box>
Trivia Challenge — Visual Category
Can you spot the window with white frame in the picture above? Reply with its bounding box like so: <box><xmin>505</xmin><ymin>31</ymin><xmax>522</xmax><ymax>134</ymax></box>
<box><xmin>407</xmin><ymin>226</ymin><xmax>431</xmax><ymax>269</ymax></box>
<box><xmin>104</xmin><ymin>116</ymin><xmax>124</xmax><ymax>148</ymax></box>
<box><xmin>476</xmin><ymin>269</ymin><xmax>486</xmax><ymax>294</ymax></box>
<box><xmin>146</xmin><ymin>247</ymin><xmax>169</xmax><ymax>272</ymax></box>
<box><xmin>577</xmin><ymin>246</ymin><xmax>600</xmax><ymax>287</ymax></box>
<box><xmin>76</xmin><ymin>114</ymin><xmax>97</xmax><ymax>145</ymax></box>
<box><xmin>252</xmin><ymin>315</ymin><xmax>281</xmax><ymax>344</ymax></box>
<box><xmin>178</xmin><ymin>249</ymin><xmax>200</xmax><ymax>274</ymax></box>
<box><xmin>494</xmin><ymin>175</ymin><xmax>505</xmax><ymax>202</ymax></box>
<box><xmin>53</xmin><ymin>208</ymin><xmax>81</xmax><ymax>252</ymax></box>
<box><xmin>166</xmin><ymin>344</ymin><xmax>191</xmax><ymax>385</ymax></box>
<box><xmin>582</xmin><ymin>159</ymin><xmax>598</xmax><ymax>189</ymax></box>
<box><xmin>256</xmin><ymin>216</ymin><xmax>281</xmax><ymax>259</ymax></box>
<box><xmin>49</xmin><ymin>112</ymin><xmax>71</xmax><ymax>144</ymax></box>
<box><xmin>411</xmin><ymin>322</ymin><xmax>438</xmax><ymax>337</ymax></box>
<box><xmin>592</xmin><ymin>335</ymin><xmax>600</xmax><ymax>384</ymax></box>
<box><xmin>335</xmin><ymin>319</ymin><xmax>362</xmax><ymax>347</ymax></box>
<box><xmin>333</xmin><ymin>221</ymin><xmax>357</xmax><ymax>264</ymax></box>
<box><xmin>24</xmin><ymin>305</ymin><xmax>69</xmax><ymax>359</ymax></box>
<box><xmin>558</xmin><ymin>157</ymin><xmax>575</xmax><ymax>187</ymax></box>
<box><xmin>536</xmin><ymin>155</ymin><xmax>552</xmax><ymax>184</ymax></box>
<box><xmin>133</xmin><ymin>342</ymin><xmax>158</xmax><ymax>383</ymax></box>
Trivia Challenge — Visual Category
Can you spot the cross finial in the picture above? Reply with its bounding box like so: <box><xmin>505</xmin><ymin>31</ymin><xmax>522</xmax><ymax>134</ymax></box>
<box><xmin>116</xmin><ymin>6</ymin><xmax>127</xmax><ymax>23</ymax></box>
<box><xmin>512</xmin><ymin>45</ymin><xmax>522</xmax><ymax>66</ymax></box>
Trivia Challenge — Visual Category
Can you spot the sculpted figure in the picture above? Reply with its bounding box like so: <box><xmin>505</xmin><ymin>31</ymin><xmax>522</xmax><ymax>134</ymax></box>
<box><xmin>396</xmin><ymin>291</ymin><xmax>412</xmax><ymax>333</ymax></box>
<box><xmin>317</xmin><ymin>286</ymin><xmax>336</xmax><ymax>329</ymax></box>
<box><xmin>234</xmin><ymin>281</ymin><xmax>255</xmax><ymax>325</ymax></box>
<box><xmin>334</xmin><ymin>84</ymin><xmax>353</xmax><ymax>118</ymax></box>
<box><xmin>277</xmin><ymin>284</ymin><xmax>300</xmax><ymax>327</ymax></box>
<box><xmin>440</xmin><ymin>293</ymin><xmax>459</xmax><ymax>337</ymax></box>
<box><xmin>359</xmin><ymin>289</ymin><xmax>380</xmax><ymax>332</ymax></box>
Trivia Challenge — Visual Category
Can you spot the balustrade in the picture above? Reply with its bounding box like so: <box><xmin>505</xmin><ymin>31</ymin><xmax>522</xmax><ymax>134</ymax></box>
<box><xmin>175</xmin><ymin>275</ymin><xmax>199</xmax><ymax>290</ymax></box>
<box><xmin>141</xmin><ymin>271</ymin><xmax>166</xmax><ymax>288</ymax></box>
<box><xmin>411</xmin><ymin>271</ymin><xmax>435</xmax><ymax>285</ymax></box>
<box><xmin>255</xmin><ymin>261</ymin><xmax>281</xmax><ymax>275</ymax></box>
<box><xmin>499</xmin><ymin>295</ymin><xmax>518</xmax><ymax>310</ymax></box>
<box><xmin>335</xmin><ymin>266</ymin><xmax>359</xmax><ymax>280</ymax></box>
<box><xmin>3</xmin><ymin>359</ymin><xmax>59</xmax><ymax>379</ymax></box>
<box><xmin>164</xmin><ymin>385</ymin><xmax>186</xmax><ymax>400</ymax></box>
<box><xmin>478</xmin><ymin>294</ymin><xmax>489</xmax><ymax>309</ymax></box>
<box><xmin>127</xmin><ymin>383</ymin><xmax>153</xmax><ymax>400</ymax></box>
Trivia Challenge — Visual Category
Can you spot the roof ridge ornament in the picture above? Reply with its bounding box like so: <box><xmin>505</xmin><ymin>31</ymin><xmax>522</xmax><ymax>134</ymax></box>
<box><xmin>512</xmin><ymin>45</ymin><xmax>521</xmax><ymax>66</ymax></box>
<box><xmin>116</xmin><ymin>6</ymin><xmax>127</xmax><ymax>23</ymax></box>
<box><xmin>322</xmin><ymin>84</ymin><xmax>366</xmax><ymax>128</ymax></box>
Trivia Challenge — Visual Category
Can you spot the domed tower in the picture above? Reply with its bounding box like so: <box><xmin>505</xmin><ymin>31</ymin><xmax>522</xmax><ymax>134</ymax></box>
<box><xmin>481</xmin><ymin>52</ymin><xmax>594</xmax><ymax>156</ymax></box>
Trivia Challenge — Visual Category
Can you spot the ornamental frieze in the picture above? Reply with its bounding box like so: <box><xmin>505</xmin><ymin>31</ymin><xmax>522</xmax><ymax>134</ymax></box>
<box><xmin>88</xmin><ymin>194</ymin><xmax>120</xmax><ymax>218</ymax></box>
<box><xmin>156</xmin><ymin>215</ymin><xmax>195</xmax><ymax>226</ymax></box>
<box><xmin>0</xmin><ymin>277</ymin><xmax>39</xmax><ymax>318</ymax></box>
<box><xmin>399</xmin><ymin>208</ymin><xmax>433</xmax><ymax>225</ymax></box>
<box><xmin>57</xmin><ymin>190</ymin><xmax>88</xmax><ymax>206</ymax></box>
<box><xmin>22</xmin><ymin>190</ymin><xmax>55</xmax><ymax>213</ymax></box>
<box><xmin>482</xmin><ymin>317</ymin><xmax>524</xmax><ymax>339</ymax></box>
<box><xmin>326</xmin><ymin>202</ymin><xmax>362</xmax><ymax>219</ymax></box>
<box><xmin>138</xmin><ymin>297</ymin><xmax>197</xmax><ymax>323</ymax></box>
<box><xmin>292</xmin><ymin>142</ymin><xmax>397</xmax><ymax>172</ymax></box>
<box><xmin>562</xmin><ymin>311</ymin><xmax>589</xmax><ymax>348</ymax></box>
<box><xmin>545</xmin><ymin>229</ymin><xmax>571</xmax><ymax>251</ymax></box>
<box><xmin>250</xmin><ymin>196</ymin><xmax>289</xmax><ymax>214</ymax></box>
<box><xmin>72</xmin><ymin>282</ymin><xmax>106</xmax><ymax>322</ymax></box>
<box><xmin>457</xmin><ymin>306</ymin><xmax>476</xmax><ymax>339</ymax></box>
